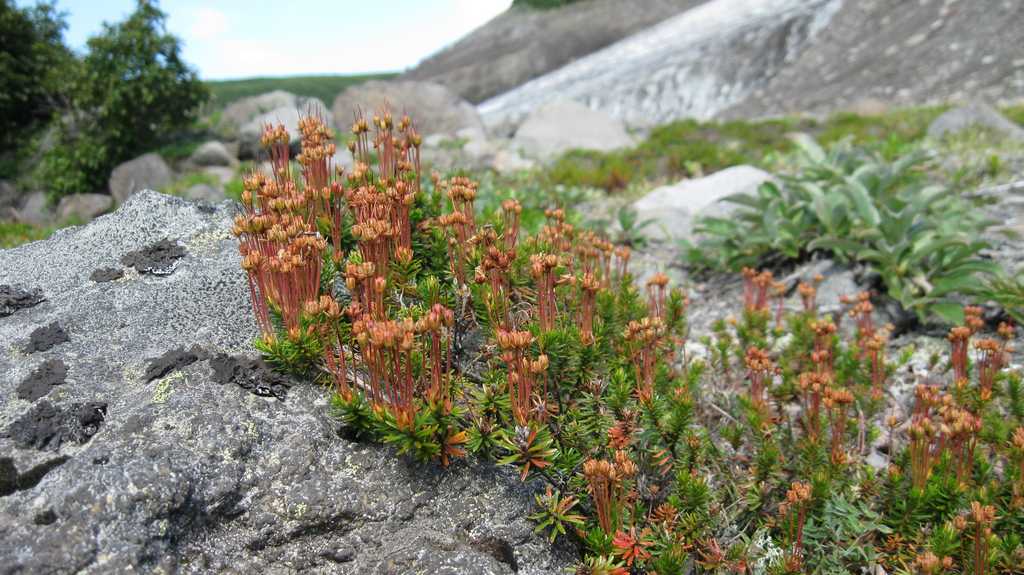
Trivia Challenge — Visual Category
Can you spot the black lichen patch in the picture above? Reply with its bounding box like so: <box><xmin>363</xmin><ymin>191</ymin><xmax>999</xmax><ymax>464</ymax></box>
<box><xmin>24</xmin><ymin>323</ymin><xmax>69</xmax><ymax>354</ymax></box>
<box><xmin>33</xmin><ymin>509</ymin><xmax>58</xmax><ymax>525</ymax></box>
<box><xmin>121</xmin><ymin>239</ymin><xmax>186</xmax><ymax>275</ymax></box>
<box><xmin>6</xmin><ymin>401</ymin><xmax>107</xmax><ymax>452</ymax></box>
<box><xmin>0</xmin><ymin>455</ymin><xmax>69</xmax><ymax>497</ymax></box>
<box><xmin>145</xmin><ymin>345</ymin><xmax>208</xmax><ymax>382</ymax></box>
<box><xmin>89</xmin><ymin>267</ymin><xmax>124</xmax><ymax>283</ymax></box>
<box><xmin>16</xmin><ymin>360</ymin><xmax>69</xmax><ymax>402</ymax></box>
<box><xmin>0</xmin><ymin>285</ymin><xmax>45</xmax><ymax>317</ymax></box>
<box><xmin>210</xmin><ymin>353</ymin><xmax>293</xmax><ymax>400</ymax></box>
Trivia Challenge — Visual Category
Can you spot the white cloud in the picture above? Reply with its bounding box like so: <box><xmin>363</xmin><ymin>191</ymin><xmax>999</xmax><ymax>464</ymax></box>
<box><xmin>189</xmin><ymin>7</ymin><xmax>228</xmax><ymax>41</ymax></box>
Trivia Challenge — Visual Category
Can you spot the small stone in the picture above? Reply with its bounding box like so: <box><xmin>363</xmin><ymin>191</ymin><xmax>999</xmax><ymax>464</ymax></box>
<box><xmin>24</xmin><ymin>323</ymin><xmax>70</xmax><ymax>354</ymax></box>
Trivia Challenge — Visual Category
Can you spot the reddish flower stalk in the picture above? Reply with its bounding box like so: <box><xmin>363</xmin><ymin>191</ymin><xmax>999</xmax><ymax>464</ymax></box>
<box><xmin>624</xmin><ymin>317</ymin><xmax>666</xmax><ymax>404</ymax></box>
<box><xmin>810</xmin><ymin>319</ymin><xmax>837</xmax><ymax>376</ymax></box>
<box><xmin>771</xmin><ymin>281</ymin><xmax>786</xmax><ymax>329</ymax></box>
<box><xmin>353</xmin><ymin>317</ymin><xmax>417</xmax><ymax>421</ymax></box>
<box><xmin>646</xmin><ymin>272</ymin><xmax>669</xmax><ymax>320</ymax></box>
<box><xmin>849</xmin><ymin>292</ymin><xmax>875</xmax><ymax>345</ymax></box>
<box><xmin>476</xmin><ymin>228</ymin><xmax>516</xmax><ymax>330</ymax></box>
<box><xmin>579</xmin><ymin>272</ymin><xmax>601</xmax><ymax>345</ymax></box>
<box><xmin>824</xmin><ymin>387</ymin><xmax>854</xmax><ymax>464</ymax></box>
<box><xmin>416</xmin><ymin>303</ymin><xmax>455</xmax><ymax>404</ymax></box>
<box><xmin>970</xmin><ymin>501</ymin><xmax>996</xmax><ymax>575</ymax></box>
<box><xmin>798</xmin><ymin>372</ymin><xmax>829</xmax><ymax>442</ymax></box>
<box><xmin>940</xmin><ymin>404</ymin><xmax>981</xmax><ymax>485</ymax></box>
<box><xmin>502</xmin><ymin>199</ymin><xmax>521</xmax><ymax>251</ymax></box>
<box><xmin>948</xmin><ymin>326</ymin><xmax>971</xmax><ymax>385</ymax></box>
<box><xmin>530</xmin><ymin>253</ymin><xmax>559</xmax><ymax>333</ymax></box>
<box><xmin>583</xmin><ymin>459</ymin><xmax>621</xmax><ymax>535</ymax></box>
<box><xmin>865</xmin><ymin>333</ymin><xmax>887</xmax><ymax>401</ymax></box>
<box><xmin>744</xmin><ymin>346</ymin><xmax>774</xmax><ymax>408</ymax></box>
<box><xmin>975</xmin><ymin>338</ymin><xmax>1004</xmax><ymax>399</ymax></box>
<box><xmin>497</xmin><ymin>329</ymin><xmax>548</xmax><ymax>425</ymax></box>
<box><xmin>613</xmin><ymin>246</ymin><xmax>630</xmax><ymax>283</ymax></box>
<box><xmin>798</xmin><ymin>280</ymin><xmax>818</xmax><ymax>314</ymax></box>
<box><xmin>780</xmin><ymin>481</ymin><xmax>812</xmax><ymax>563</ymax></box>
<box><xmin>741</xmin><ymin>267</ymin><xmax>773</xmax><ymax>313</ymax></box>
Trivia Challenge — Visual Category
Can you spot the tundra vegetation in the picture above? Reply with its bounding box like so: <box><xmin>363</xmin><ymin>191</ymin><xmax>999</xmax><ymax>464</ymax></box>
<box><xmin>232</xmin><ymin>109</ymin><xmax>1024</xmax><ymax>574</ymax></box>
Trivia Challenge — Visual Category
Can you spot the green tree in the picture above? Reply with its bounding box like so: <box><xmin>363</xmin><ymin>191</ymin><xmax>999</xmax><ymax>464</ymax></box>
<box><xmin>0</xmin><ymin>1</ymin><xmax>73</xmax><ymax>151</ymax></box>
<box><xmin>41</xmin><ymin>0</ymin><xmax>207</xmax><ymax>199</ymax></box>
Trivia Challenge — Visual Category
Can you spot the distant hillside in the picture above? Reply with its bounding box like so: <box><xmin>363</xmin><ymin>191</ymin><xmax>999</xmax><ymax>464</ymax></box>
<box><xmin>478</xmin><ymin>0</ymin><xmax>1024</xmax><ymax>129</ymax></box>
<box><xmin>206</xmin><ymin>74</ymin><xmax>396</xmax><ymax>109</ymax></box>
<box><xmin>402</xmin><ymin>0</ymin><xmax>707</xmax><ymax>103</ymax></box>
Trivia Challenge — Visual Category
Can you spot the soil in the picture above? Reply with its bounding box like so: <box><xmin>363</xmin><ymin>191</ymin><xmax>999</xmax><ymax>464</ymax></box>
<box><xmin>89</xmin><ymin>267</ymin><xmax>125</xmax><ymax>283</ymax></box>
<box><xmin>6</xmin><ymin>400</ymin><xmax>108</xmax><ymax>452</ymax></box>
<box><xmin>24</xmin><ymin>323</ymin><xmax>69</xmax><ymax>354</ymax></box>
<box><xmin>209</xmin><ymin>353</ymin><xmax>293</xmax><ymax>400</ymax></box>
<box><xmin>120</xmin><ymin>239</ymin><xmax>186</xmax><ymax>275</ymax></box>
<box><xmin>16</xmin><ymin>359</ymin><xmax>69</xmax><ymax>402</ymax></box>
<box><xmin>145</xmin><ymin>346</ymin><xmax>208</xmax><ymax>383</ymax></box>
<box><xmin>0</xmin><ymin>285</ymin><xmax>45</xmax><ymax>317</ymax></box>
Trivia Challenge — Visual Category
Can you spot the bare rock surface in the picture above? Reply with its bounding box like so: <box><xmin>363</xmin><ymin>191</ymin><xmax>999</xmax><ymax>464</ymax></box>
<box><xmin>927</xmin><ymin>102</ymin><xmax>1024</xmax><ymax>141</ymax></box>
<box><xmin>403</xmin><ymin>0</ymin><xmax>708</xmax><ymax>103</ymax></box>
<box><xmin>631</xmin><ymin>165</ymin><xmax>773</xmax><ymax>241</ymax></box>
<box><xmin>189</xmin><ymin>140</ymin><xmax>238</xmax><ymax>167</ymax></box>
<box><xmin>108</xmin><ymin>153</ymin><xmax>173</xmax><ymax>205</ymax></box>
<box><xmin>0</xmin><ymin>191</ymin><xmax>572</xmax><ymax>574</ymax></box>
<box><xmin>512</xmin><ymin>99</ymin><xmax>634</xmax><ymax>160</ymax></box>
<box><xmin>479</xmin><ymin>0</ymin><xmax>842</xmax><ymax>129</ymax></box>
<box><xmin>56</xmin><ymin>194</ymin><xmax>112</xmax><ymax>223</ymax></box>
<box><xmin>726</xmin><ymin>0</ymin><xmax>1024</xmax><ymax>117</ymax></box>
<box><xmin>332</xmin><ymin>80</ymin><xmax>484</xmax><ymax>137</ymax></box>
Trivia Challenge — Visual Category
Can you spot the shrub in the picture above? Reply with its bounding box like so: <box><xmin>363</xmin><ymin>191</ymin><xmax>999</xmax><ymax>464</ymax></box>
<box><xmin>0</xmin><ymin>0</ymin><xmax>73</xmax><ymax>150</ymax></box>
<box><xmin>231</xmin><ymin>109</ymin><xmax>1024</xmax><ymax>574</ymax></box>
<box><xmin>687</xmin><ymin>137</ymin><xmax>999</xmax><ymax>324</ymax></box>
<box><xmin>39</xmin><ymin>0</ymin><xmax>207</xmax><ymax>199</ymax></box>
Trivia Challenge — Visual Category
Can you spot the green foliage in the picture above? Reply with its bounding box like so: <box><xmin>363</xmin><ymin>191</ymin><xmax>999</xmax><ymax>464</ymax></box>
<box><xmin>0</xmin><ymin>220</ymin><xmax>59</xmax><ymax>248</ymax></box>
<box><xmin>688</xmin><ymin>137</ymin><xmax>999</xmax><ymax>324</ymax></box>
<box><xmin>205</xmin><ymin>73</ymin><xmax>394</xmax><ymax>109</ymax></box>
<box><xmin>0</xmin><ymin>0</ymin><xmax>73</xmax><ymax>149</ymax></box>
<box><xmin>38</xmin><ymin>0</ymin><xmax>208</xmax><ymax>199</ymax></box>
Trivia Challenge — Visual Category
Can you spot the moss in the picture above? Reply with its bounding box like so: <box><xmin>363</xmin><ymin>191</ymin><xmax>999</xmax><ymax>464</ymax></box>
<box><xmin>0</xmin><ymin>221</ymin><xmax>59</xmax><ymax>248</ymax></box>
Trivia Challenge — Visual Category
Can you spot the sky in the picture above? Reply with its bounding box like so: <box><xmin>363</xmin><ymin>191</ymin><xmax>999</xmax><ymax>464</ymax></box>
<box><xmin>29</xmin><ymin>0</ymin><xmax>513</xmax><ymax>80</ymax></box>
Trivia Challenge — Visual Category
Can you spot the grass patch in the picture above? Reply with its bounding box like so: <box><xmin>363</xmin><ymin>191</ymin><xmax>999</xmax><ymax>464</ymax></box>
<box><xmin>206</xmin><ymin>73</ymin><xmax>396</xmax><ymax>109</ymax></box>
<box><xmin>0</xmin><ymin>221</ymin><xmax>59</xmax><ymax>248</ymax></box>
<box><xmin>544</xmin><ymin>106</ymin><xmax>952</xmax><ymax>192</ymax></box>
<box><xmin>164</xmin><ymin>172</ymin><xmax>222</xmax><ymax>197</ymax></box>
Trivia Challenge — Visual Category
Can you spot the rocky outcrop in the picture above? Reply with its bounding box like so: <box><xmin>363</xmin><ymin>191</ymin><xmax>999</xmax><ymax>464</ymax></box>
<box><xmin>188</xmin><ymin>141</ymin><xmax>238</xmax><ymax>168</ymax></box>
<box><xmin>238</xmin><ymin>98</ymin><xmax>330</xmax><ymax>159</ymax></box>
<box><xmin>402</xmin><ymin>0</ymin><xmax>708</xmax><ymax>103</ymax></box>
<box><xmin>631</xmin><ymin>165</ymin><xmax>773</xmax><ymax>241</ymax></box>
<box><xmin>0</xmin><ymin>191</ymin><xmax>572</xmax><ymax>574</ymax></box>
<box><xmin>479</xmin><ymin>0</ymin><xmax>843</xmax><ymax>130</ymax></box>
<box><xmin>512</xmin><ymin>100</ymin><xmax>634</xmax><ymax>160</ymax></box>
<box><xmin>108</xmin><ymin>153</ymin><xmax>173</xmax><ymax>205</ymax></box>
<box><xmin>55</xmin><ymin>194</ymin><xmax>112</xmax><ymax>222</ymax></box>
<box><xmin>217</xmin><ymin>90</ymin><xmax>299</xmax><ymax>139</ymax></box>
<box><xmin>726</xmin><ymin>0</ymin><xmax>1024</xmax><ymax>118</ymax></box>
<box><xmin>927</xmin><ymin>102</ymin><xmax>1024</xmax><ymax>141</ymax></box>
<box><xmin>332</xmin><ymin>80</ymin><xmax>484</xmax><ymax>137</ymax></box>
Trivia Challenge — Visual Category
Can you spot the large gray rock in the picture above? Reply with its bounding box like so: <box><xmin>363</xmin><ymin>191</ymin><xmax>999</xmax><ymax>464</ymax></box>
<box><xmin>218</xmin><ymin>90</ymin><xmax>298</xmax><ymax>139</ymax></box>
<box><xmin>56</xmin><ymin>193</ymin><xmax>112</xmax><ymax>223</ymax></box>
<box><xmin>332</xmin><ymin>80</ymin><xmax>484</xmax><ymax>137</ymax></box>
<box><xmin>189</xmin><ymin>141</ymin><xmax>237</xmax><ymax>167</ymax></box>
<box><xmin>632</xmin><ymin>165</ymin><xmax>773</xmax><ymax>241</ymax></box>
<box><xmin>0</xmin><ymin>180</ymin><xmax>18</xmax><ymax>214</ymax></box>
<box><xmin>238</xmin><ymin>98</ymin><xmax>329</xmax><ymax>160</ymax></box>
<box><xmin>512</xmin><ymin>100</ymin><xmax>633</xmax><ymax>161</ymax></box>
<box><xmin>0</xmin><ymin>191</ymin><xmax>572</xmax><ymax>574</ymax></box>
<box><xmin>926</xmin><ymin>102</ymin><xmax>1024</xmax><ymax>141</ymax></box>
<box><xmin>108</xmin><ymin>153</ymin><xmax>173</xmax><ymax>204</ymax></box>
<box><xmin>13</xmin><ymin>191</ymin><xmax>53</xmax><ymax>226</ymax></box>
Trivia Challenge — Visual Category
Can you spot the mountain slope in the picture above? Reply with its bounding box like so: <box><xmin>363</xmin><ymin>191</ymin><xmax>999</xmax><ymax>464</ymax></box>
<box><xmin>401</xmin><ymin>0</ymin><xmax>708</xmax><ymax>103</ymax></box>
<box><xmin>478</xmin><ymin>0</ymin><xmax>842</xmax><ymax>129</ymax></box>
<box><xmin>725</xmin><ymin>0</ymin><xmax>1024</xmax><ymax>118</ymax></box>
